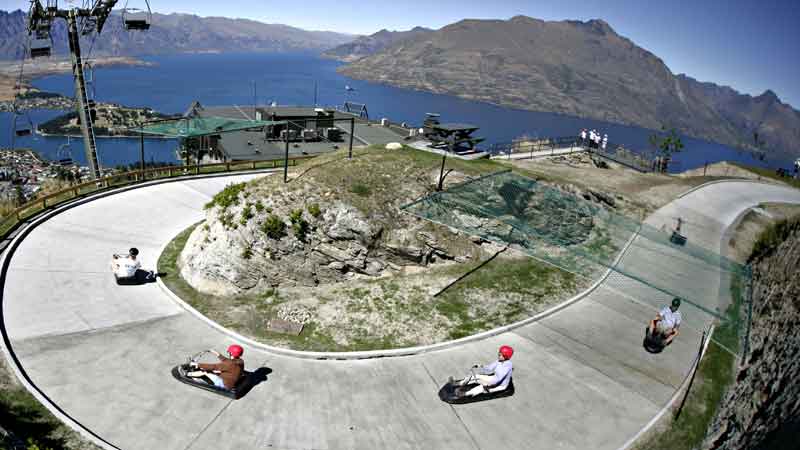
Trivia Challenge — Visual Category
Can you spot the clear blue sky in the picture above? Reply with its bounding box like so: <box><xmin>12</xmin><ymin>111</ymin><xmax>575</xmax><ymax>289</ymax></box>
<box><xmin>3</xmin><ymin>0</ymin><xmax>798</xmax><ymax>108</ymax></box>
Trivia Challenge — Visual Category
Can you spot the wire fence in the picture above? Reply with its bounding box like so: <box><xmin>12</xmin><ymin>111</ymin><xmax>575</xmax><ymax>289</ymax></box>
<box><xmin>487</xmin><ymin>135</ymin><xmax>657</xmax><ymax>173</ymax></box>
<box><xmin>402</xmin><ymin>170</ymin><xmax>750</xmax><ymax>355</ymax></box>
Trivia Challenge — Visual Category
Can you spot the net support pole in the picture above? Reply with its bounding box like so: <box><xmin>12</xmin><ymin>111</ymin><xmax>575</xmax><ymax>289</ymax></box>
<box><xmin>67</xmin><ymin>11</ymin><xmax>101</xmax><ymax>180</ymax></box>
<box><xmin>139</xmin><ymin>131</ymin><xmax>145</xmax><ymax>175</ymax></box>
<box><xmin>437</xmin><ymin>143</ymin><xmax>449</xmax><ymax>191</ymax></box>
<box><xmin>349</xmin><ymin>117</ymin><xmax>354</xmax><ymax>159</ymax></box>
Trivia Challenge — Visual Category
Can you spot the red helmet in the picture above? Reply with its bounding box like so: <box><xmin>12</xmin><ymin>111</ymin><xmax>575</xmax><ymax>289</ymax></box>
<box><xmin>227</xmin><ymin>344</ymin><xmax>244</xmax><ymax>358</ymax></box>
<box><xmin>499</xmin><ymin>345</ymin><xmax>514</xmax><ymax>360</ymax></box>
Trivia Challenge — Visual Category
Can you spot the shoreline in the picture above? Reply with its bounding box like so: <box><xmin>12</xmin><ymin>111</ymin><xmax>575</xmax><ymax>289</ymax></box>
<box><xmin>35</xmin><ymin>130</ymin><xmax>175</xmax><ymax>140</ymax></box>
<box><xmin>0</xmin><ymin>56</ymin><xmax>155</xmax><ymax>102</ymax></box>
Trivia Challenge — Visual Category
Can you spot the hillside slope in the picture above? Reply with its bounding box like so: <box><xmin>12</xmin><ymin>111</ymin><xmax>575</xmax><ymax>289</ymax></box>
<box><xmin>340</xmin><ymin>16</ymin><xmax>800</xmax><ymax>159</ymax></box>
<box><xmin>0</xmin><ymin>9</ymin><xmax>354</xmax><ymax>58</ymax></box>
<box><xmin>322</xmin><ymin>26</ymin><xmax>432</xmax><ymax>62</ymax></box>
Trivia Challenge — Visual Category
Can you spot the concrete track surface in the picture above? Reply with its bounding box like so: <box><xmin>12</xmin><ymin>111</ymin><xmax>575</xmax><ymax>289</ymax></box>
<box><xmin>2</xmin><ymin>174</ymin><xmax>800</xmax><ymax>450</ymax></box>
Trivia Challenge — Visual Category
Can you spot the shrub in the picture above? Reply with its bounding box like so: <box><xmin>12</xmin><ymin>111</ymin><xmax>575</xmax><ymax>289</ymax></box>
<box><xmin>293</xmin><ymin>218</ymin><xmax>310</xmax><ymax>241</ymax></box>
<box><xmin>254</xmin><ymin>200</ymin><xmax>265</xmax><ymax>213</ymax></box>
<box><xmin>261</xmin><ymin>214</ymin><xmax>286</xmax><ymax>239</ymax></box>
<box><xmin>204</xmin><ymin>182</ymin><xmax>246</xmax><ymax>210</ymax></box>
<box><xmin>289</xmin><ymin>209</ymin><xmax>310</xmax><ymax>241</ymax></box>
<box><xmin>307</xmin><ymin>203</ymin><xmax>322</xmax><ymax>218</ymax></box>
<box><xmin>241</xmin><ymin>246</ymin><xmax>253</xmax><ymax>260</ymax></box>
<box><xmin>240</xmin><ymin>205</ymin><xmax>254</xmax><ymax>225</ymax></box>
<box><xmin>219</xmin><ymin>212</ymin><xmax>236</xmax><ymax>229</ymax></box>
<box><xmin>749</xmin><ymin>215</ymin><xmax>800</xmax><ymax>262</ymax></box>
<box><xmin>350</xmin><ymin>183</ymin><xmax>371</xmax><ymax>197</ymax></box>
<box><xmin>289</xmin><ymin>209</ymin><xmax>304</xmax><ymax>223</ymax></box>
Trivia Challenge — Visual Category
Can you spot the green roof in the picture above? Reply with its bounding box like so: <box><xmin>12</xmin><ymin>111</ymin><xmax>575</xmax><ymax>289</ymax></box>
<box><xmin>129</xmin><ymin>116</ymin><xmax>285</xmax><ymax>138</ymax></box>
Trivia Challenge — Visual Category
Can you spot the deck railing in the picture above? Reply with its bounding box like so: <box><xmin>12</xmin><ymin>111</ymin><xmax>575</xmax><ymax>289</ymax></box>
<box><xmin>0</xmin><ymin>156</ymin><xmax>315</xmax><ymax>238</ymax></box>
<box><xmin>489</xmin><ymin>135</ymin><xmax>655</xmax><ymax>173</ymax></box>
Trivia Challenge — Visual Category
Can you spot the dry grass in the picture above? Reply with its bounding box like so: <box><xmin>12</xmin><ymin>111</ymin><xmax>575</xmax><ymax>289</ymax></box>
<box><xmin>509</xmin><ymin>154</ymin><xmax>752</xmax><ymax>215</ymax></box>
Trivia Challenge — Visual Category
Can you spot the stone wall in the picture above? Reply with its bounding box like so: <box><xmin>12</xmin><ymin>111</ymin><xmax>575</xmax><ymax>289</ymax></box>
<box><xmin>703</xmin><ymin>227</ymin><xmax>800</xmax><ymax>449</ymax></box>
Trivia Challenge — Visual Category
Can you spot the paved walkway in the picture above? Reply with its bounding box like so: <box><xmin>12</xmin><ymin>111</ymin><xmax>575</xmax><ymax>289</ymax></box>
<box><xmin>2</xmin><ymin>175</ymin><xmax>800</xmax><ymax>450</ymax></box>
<box><xmin>490</xmin><ymin>146</ymin><xmax>585</xmax><ymax>160</ymax></box>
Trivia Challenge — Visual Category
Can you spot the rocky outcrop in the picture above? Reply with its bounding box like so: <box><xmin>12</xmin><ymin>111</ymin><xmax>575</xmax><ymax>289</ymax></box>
<box><xmin>703</xmin><ymin>223</ymin><xmax>800</xmax><ymax>450</ymax></box>
<box><xmin>178</xmin><ymin>178</ymin><xmax>481</xmax><ymax>297</ymax></box>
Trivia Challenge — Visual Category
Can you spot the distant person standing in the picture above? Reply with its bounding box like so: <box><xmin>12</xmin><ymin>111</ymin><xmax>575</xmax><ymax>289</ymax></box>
<box><xmin>594</xmin><ymin>132</ymin><xmax>601</xmax><ymax>149</ymax></box>
<box><xmin>580</xmin><ymin>129</ymin><xmax>587</xmax><ymax>146</ymax></box>
<box><xmin>602</xmin><ymin>134</ymin><xmax>608</xmax><ymax>150</ymax></box>
<box><xmin>589</xmin><ymin>130</ymin><xmax>596</xmax><ymax>148</ymax></box>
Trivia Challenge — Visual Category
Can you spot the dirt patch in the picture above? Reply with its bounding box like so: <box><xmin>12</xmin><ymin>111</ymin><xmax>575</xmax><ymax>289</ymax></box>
<box><xmin>679</xmin><ymin>161</ymin><xmax>770</xmax><ymax>180</ymax></box>
<box><xmin>509</xmin><ymin>154</ymin><xmax>777</xmax><ymax>215</ymax></box>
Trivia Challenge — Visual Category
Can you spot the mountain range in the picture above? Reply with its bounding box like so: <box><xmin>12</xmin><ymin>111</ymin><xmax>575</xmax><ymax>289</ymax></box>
<box><xmin>0</xmin><ymin>10</ymin><xmax>354</xmax><ymax>58</ymax></box>
<box><xmin>331</xmin><ymin>16</ymin><xmax>800</xmax><ymax>159</ymax></box>
<box><xmin>322</xmin><ymin>26</ymin><xmax>431</xmax><ymax>62</ymax></box>
<box><xmin>2</xmin><ymin>9</ymin><xmax>798</xmax><ymax>159</ymax></box>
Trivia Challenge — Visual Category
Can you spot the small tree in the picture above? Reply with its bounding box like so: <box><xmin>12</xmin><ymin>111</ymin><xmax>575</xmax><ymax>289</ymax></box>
<box><xmin>649</xmin><ymin>127</ymin><xmax>684</xmax><ymax>173</ymax></box>
<box><xmin>14</xmin><ymin>185</ymin><xmax>26</xmax><ymax>206</ymax></box>
<box><xmin>261</xmin><ymin>214</ymin><xmax>286</xmax><ymax>240</ymax></box>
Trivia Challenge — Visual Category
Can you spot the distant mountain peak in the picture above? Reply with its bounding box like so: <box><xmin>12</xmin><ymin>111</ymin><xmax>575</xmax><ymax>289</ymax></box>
<box><xmin>585</xmin><ymin>18</ymin><xmax>615</xmax><ymax>35</ymax></box>
<box><xmin>758</xmin><ymin>89</ymin><xmax>780</xmax><ymax>103</ymax></box>
<box><xmin>509</xmin><ymin>15</ymin><xmax>535</xmax><ymax>22</ymax></box>
<box><xmin>322</xmin><ymin>25</ymin><xmax>433</xmax><ymax>61</ymax></box>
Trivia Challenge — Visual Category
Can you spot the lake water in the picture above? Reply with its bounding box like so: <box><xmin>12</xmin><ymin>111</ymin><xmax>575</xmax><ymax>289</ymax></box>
<box><xmin>1</xmin><ymin>52</ymin><xmax>793</xmax><ymax>172</ymax></box>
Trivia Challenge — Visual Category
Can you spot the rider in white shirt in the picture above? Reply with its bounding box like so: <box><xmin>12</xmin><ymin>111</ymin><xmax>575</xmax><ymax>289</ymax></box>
<box><xmin>451</xmin><ymin>345</ymin><xmax>514</xmax><ymax>397</ymax></box>
<box><xmin>111</xmin><ymin>248</ymin><xmax>155</xmax><ymax>283</ymax></box>
<box><xmin>648</xmin><ymin>297</ymin><xmax>682</xmax><ymax>346</ymax></box>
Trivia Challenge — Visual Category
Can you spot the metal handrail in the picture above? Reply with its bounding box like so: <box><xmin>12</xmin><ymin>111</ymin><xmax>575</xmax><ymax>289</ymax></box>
<box><xmin>0</xmin><ymin>155</ymin><xmax>315</xmax><ymax>237</ymax></box>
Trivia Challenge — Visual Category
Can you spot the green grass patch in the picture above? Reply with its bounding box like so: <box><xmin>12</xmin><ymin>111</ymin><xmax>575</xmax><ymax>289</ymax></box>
<box><xmin>0</xmin><ymin>361</ymin><xmax>97</xmax><ymax>450</ymax></box>
<box><xmin>748</xmin><ymin>214</ymin><xmax>800</xmax><ymax>262</ymax></box>
<box><xmin>436</xmin><ymin>256</ymin><xmax>576</xmax><ymax>339</ymax></box>
<box><xmin>635</xmin><ymin>339</ymin><xmax>735</xmax><ymax>450</ymax></box>
<box><xmin>204</xmin><ymin>182</ymin><xmax>246</xmax><ymax>210</ymax></box>
<box><xmin>349</xmin><ymin>182</ymin><xmax>371</xmax><ymax>197</ymax></box>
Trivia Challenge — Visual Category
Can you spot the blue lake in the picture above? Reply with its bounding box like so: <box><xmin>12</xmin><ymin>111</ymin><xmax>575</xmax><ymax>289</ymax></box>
<box><xmin>1</xmin><ymin>52</ymin><xmax>792</xmax><ymax>172</ymax></box>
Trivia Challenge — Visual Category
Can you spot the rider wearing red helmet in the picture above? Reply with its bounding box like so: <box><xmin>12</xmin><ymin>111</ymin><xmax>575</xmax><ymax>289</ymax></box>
<box><xmin>451</xmin><ymin>345</ymin><xmax>514</xmax><ymax>397</ymax></box>
<box><xmin>187</xmin><ymin>344</ymin><xmax>245</xmax><ymax>390</ymax></box>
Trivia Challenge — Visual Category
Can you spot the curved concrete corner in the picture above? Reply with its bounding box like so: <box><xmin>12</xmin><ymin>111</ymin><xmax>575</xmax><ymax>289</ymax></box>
<box><xmin>2</xmin><ymin>173</ymin><xmax>799</xmax><ymax>450</ymax></box>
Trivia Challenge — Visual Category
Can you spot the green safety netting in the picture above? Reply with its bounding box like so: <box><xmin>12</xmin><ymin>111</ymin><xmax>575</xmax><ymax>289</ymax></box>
<box><xmin>130</xmin><ymin>116</ymin><xmax>285</xmax><ymax>138</ymax></box>
<box><xmin>402</xmin><ymin>170</ymin><xmax>750</xmax><ymax>355</ymax></box>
